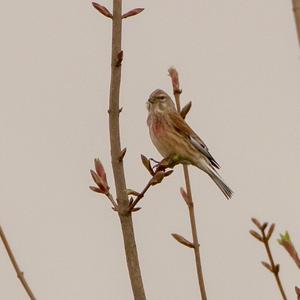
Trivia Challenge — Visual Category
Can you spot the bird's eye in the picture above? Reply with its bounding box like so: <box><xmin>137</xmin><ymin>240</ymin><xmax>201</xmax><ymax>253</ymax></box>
<box><xmin>157</xmin><ymin>96</ymin><xmax>165</xmax><ymax>100</ymax></box>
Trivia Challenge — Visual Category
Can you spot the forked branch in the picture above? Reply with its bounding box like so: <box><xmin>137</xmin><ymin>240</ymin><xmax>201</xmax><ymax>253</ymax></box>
<box><xmin>250</xmin><ymin>218</ymin><xmax>287</xmax><ymax>300</ymax></box>
<box><xmin>128</xmin><ymin>156</ymin><xmax>174</xmax><ymax>211</ymax></box>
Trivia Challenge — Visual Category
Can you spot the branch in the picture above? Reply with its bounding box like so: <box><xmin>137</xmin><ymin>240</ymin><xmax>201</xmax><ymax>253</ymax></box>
<box><xmin>296</xmin><ymin>286</ymin><xmax>300</xmax><ymax>300</ymax></box>
<box><xmin>168</xmin><ymin>67</ymin><xmax>208</xmax><ymax>300</ymax></box>
<box><xmin>292</xmin><ymin>0</ymin><xmax>300</xmax><ymax>47</ymax></box>
<box><xmin>93</xmin><ymin>0</ymin><xmax>146</xmax><ymax>299</ymax></box>
<box><xmin>0</xmin><ymin>225</ymin><xmax>37</xmax><ymax>300</ymax></box>
<box><xmin>250</xmin><ymin>218</ymin><xmax>287</xmax><ymax>300</ymax></box>
<box><xmin>129</xmin><ymin>157</ymin><xmax>174</xmax><ymax>211</ymax></box>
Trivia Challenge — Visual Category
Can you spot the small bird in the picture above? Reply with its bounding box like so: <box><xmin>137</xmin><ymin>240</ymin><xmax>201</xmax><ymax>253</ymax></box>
<box><xmin>147</xmin><ymin>89</ymin><xmax>233</xmax><ymax>199</ymax></box>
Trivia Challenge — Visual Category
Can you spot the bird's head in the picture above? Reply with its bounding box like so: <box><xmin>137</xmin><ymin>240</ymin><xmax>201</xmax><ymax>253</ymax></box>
<box><xmin>147</xmin><ymin>89</ymin><xmax>176</xmax><ymax>113</ymax></box>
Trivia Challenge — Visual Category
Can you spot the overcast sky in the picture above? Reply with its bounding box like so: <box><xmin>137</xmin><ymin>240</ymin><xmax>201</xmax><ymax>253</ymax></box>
<box><xmin>1</xmin><ymin>1</ymin><xmax>300</xmax><ymax>299</ymax></box>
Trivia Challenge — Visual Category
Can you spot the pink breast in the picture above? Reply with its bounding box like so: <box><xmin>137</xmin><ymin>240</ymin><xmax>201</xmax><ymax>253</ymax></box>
<box><xmin>148</xmin><ymin>114</ymin><xmax>165</xmax><ymax>137</ymax></box>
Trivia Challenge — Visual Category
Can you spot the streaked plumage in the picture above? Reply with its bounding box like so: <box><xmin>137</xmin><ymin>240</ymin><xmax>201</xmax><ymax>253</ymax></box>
<box><xmin>147</xmin><ymin>89</ymin><xmax>233</xmax><ymax>199</ymax></box>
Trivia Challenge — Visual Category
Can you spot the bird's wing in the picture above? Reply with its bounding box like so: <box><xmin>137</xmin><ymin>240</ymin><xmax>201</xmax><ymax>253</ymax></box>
<box><xmin>168</xmin><ymin>112</ymin><xmax>220</xmax><ymax>169</ymax></box>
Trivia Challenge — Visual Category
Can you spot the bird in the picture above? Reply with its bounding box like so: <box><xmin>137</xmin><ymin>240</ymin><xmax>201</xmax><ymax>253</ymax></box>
<box><xmin>146</xmin><ymin>88</ymin><xmax>233</xmax><ymax>199</ymax></box>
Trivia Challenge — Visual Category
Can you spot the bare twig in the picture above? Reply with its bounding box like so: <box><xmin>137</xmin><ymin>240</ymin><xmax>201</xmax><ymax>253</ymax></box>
<box><xmin>129</xmin><ymin>160</ymin><xmax>173</xmax><ymax>210</ymax></box>
<box><xmin>168</xmin><ymin>67</ymin><xmax>208</xmax><ymax>300</ymax></box>
<box><xmin>250</xmin><ymin>219</ymin><xmax>287</xmax><ymax>300</ymax></box>
<box><xmin>0</xmin><ymin>225</ymin><xmax>37</xmax><ymax>300</ymax></box>
<box><xmin>93</xmin><ymin>0</ymin><xmax>146</xmax><ymax>299</ymax></box>
<box><xmin>292</xmin><ymin>0</ymin><xmax>300</xmax><ymax>46</ymax></box>
<box><xmin>129</xmin><ymin>180</ymin><xmax>153</xmax><ymax>210</ymax></box>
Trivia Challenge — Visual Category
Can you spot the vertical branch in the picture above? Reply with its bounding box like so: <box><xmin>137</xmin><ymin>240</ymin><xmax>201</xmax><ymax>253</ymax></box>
<box><xmin>292</xmin><ymin>0</ymin><xmax>300</xmax><ymax>46</ymax></box>
<box><xmin>168</xmin><ymin>68</ymin><xmax>208</xmax><ymax>300</ymax></box>
<box><xmin>102</xmin><ymin>0</ymin><xmax>146</xmax><ymax>299</ymax></box>
<box><xmin>0</xmin><ymin>225</ymin><xmax>37</xmax><ymax>300</ymax></box>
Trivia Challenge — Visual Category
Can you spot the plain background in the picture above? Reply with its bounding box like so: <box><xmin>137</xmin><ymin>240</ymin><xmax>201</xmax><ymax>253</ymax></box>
<box><xmin>0</xmin><ymin>1</ymin><xmax>300</xmax><ymax>299</ymax></box>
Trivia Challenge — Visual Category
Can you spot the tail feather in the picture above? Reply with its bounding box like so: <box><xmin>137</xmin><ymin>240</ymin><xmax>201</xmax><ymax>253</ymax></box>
<box><xmin>208</xmin><ymin>170</ymin><xmax>233</xmax><ymax>200</ymax></box>
<box><xmin>195</xmin><ymin>159</ymin><xmax>233</xmax><ymax>199</ymax></box>
<box><xmin>206</xmin><ymin>168</ymin><xmax>233</xmax><ymax>199</ymax></box>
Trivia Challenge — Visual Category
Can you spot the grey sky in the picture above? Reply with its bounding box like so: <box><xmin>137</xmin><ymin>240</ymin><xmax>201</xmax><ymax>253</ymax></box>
<box><xmin>0</xmin><ymin>1</ymin><xmax>300</xmax><ymax>299</ymax></box>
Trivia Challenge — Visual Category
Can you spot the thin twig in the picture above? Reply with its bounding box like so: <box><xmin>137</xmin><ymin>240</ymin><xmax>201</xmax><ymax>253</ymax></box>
<box><xmin>292</xmin><ymin>0</ymin><xmax>300</xmax><ymax>47</ymax></box>
<box><xmin>102</xmin><ymin>0</ymin><xmax>146</xmax><ymax>298</ymax></box>
<box><xmin>106</xmin><ymin>192</ymin><xmax>118</xmax><ymax>209</ymax></box>
<box><xmin>250</xmin><ymin>219</ymin><xmax>287</xmax><ymax>300</ymax></box>
<box><xmin>261</xmin><ymin>230</ymin><xmax>287</xmax><ymax>300</ymax></box>
<box><xmin>183</xmin><ymin>169</ymin><xmax>207</xmax><ymax>300</ymax></box>
<box><xmin>129</xmin><ymin>160</ymin><xmax>173</xmax><ymax>210</ymax></box>
<box><xmin>169</xmin><ymin>67</ymin><xmax>207</xmax><ymax>300</ymax></box>
<box><xmin>129</xmin><ymin>181</ymin><xmax>152</xmax><ymax>210</ymax></box>
<box><xmin>0</xmin><ymin>225</ymin><xmax>37</xmax><ymax>300</ymax></box>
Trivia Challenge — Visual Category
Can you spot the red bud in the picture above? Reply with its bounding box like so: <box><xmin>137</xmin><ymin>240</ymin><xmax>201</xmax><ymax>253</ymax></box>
<box><xmin>92</xmin><ymin>2</ymin><xmax>113</xmax><ymax>19</ymax></box>
<box><xmin>168</xmin><ymin>67</ymin><xmax>180</xmax><ymax>92</ymax></box>
<box><xmin>122</xmin><ymin>8</ymin><xmax>144</xmax><ymax>19</ymax></box>
<box><xmin>89</xmin><ymin>186</ymin><xmax>103</xmax><ymax>193</ymax></box>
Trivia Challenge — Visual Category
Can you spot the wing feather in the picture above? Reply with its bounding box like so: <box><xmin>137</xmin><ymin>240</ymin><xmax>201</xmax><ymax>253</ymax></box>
<box><xmin>168</xmin><ymin>112</ymin><xmax>220</xmax><ymax>169</ymax></box>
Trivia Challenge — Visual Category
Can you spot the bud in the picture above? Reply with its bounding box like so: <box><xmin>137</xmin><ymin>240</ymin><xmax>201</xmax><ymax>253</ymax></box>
<box><xmin>90</xmin><ymin>170</ymin><xmax>109</xmax><ymax>194</ymax></box>
<box><xmin>168</xmin><ymin>67</ymin><xmax>180</xmax><ymax>92</ymax></box>
<box><xmin>119</xmin><ymin>148</ymin><xmax>127</xmax><ymax>162</ymax></box>
<box><xmin>180</xmin><ymin>101</ymin><xmax>192</xmax><ymax>119</ymax></box>
<box><xmin>261</xmin><ymin>261</ymin><xmax>273</xmax><ymax>272</ymax></box>
<box><xmin>131</xmin><ymin>207</ymin><xmax>142</xmax><ymax>212</ymax></box>
<box><xmin>122</xmin><ymin>8</ymin><xmax>144</xmax><ymax>19</ymax></box>
<box><xmin>278</xmin><ymin>231</ymin><xmax>300</xmax><ymax>268</ymax></box>
<box><xmin>90</xmin><ymin>158</ymin><xmax>109</xmax><ymax>194</ymax></box>
<box><xmin>141</xmin><ymin>154</ymin><xmax>154</xmax><ymax>175</ymax></box>
<box><xmin>92</xmin><ymin>2</ymin><xmax>113</xmax><ymax>19</ymax></box>
<box><xmin>274</xmin><ymin>264</ymin><xmax>280</xmax><ymax>274</ymax></box>
<box><xmin>266</xmin><ymin>223</ymin><xmax>275</xmax><ymax>240</ymax></box>
<box><xmin>89</xmin><ymin>186</ymin><xmax>102</xmax><ymax>193</ymax></box>
<box><xmin>251</xmin><ymin>218</ymin><xmax>262</xmax><ymax>229</ymax></box>
<box><xmin>278</xmin><ymin>231</ymin><xmax>291</xmax><ymax>245</ymax></box>
<box><xmin>149</xmin><ymin>171</ymin><xmax>165</xmax><ymax>186</ymax></box>
<box><xmin>180</xmin><ymin>187</ymin><xmax>190</xmax><ymax>205</ymax></box>
<box><xmin>164</xmin><ymin>170</ymin><xmax>174</xmax><ymax>177</ymax></box>
<box><xmin>261</xmin><ymin>222</ymin><xmax>268</xmax><ymax>231</ymax></box>
<box><xmin>250</xmin><ymin>230</ymin><xmax>263</xmax><ymax>242</ymax></box>
<box><xmin>171</xmin><ymin>233</ymin><xmax>194</xmax><ymax>248</ymax></box>
<box><xmin>94</xmin><ymin>158</ymin><xmax>108</xmax><ymax>185</ymax></box>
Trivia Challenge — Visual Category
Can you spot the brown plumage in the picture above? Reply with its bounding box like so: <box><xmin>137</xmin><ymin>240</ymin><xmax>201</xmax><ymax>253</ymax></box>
<box><xmin>147</xmin><ymin>89</ymin><xmax>233</xmax><ymax>199</ymax></box>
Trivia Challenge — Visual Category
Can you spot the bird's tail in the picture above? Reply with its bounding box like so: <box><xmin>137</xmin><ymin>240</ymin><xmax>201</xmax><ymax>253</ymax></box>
<box><xmin>207</xmin><ymin>168</ymin><xmax>233</xmax><ymax>200</ymax></box>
